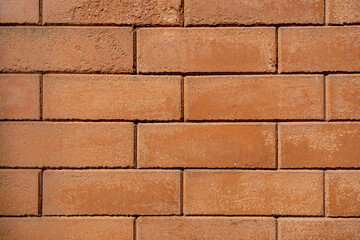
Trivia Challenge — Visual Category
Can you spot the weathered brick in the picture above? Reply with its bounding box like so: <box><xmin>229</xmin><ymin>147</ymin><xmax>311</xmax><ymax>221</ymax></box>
<box><xmin>43</xmin><ymin>170</ymin><xmax>181</xmax><ymax>215</ymax></box>
<box><xmin>326</xmin><ymin>0</ymin><xmax>360</xmax><ymax>24</ymax></box>
<box><xmin>184</xmin><ymin>170</ymin><xmax>323</xmax><ymax>216</ymax></box>
<box><xmin>137</xmin><ymin>217</ymin><xmax>276</xmax><ymax>240</ymax></box>
<box><xmin>43</xmin><ymin>0</ymin><xmax>182</xmax><ymax>26</ymax></box>
<box><xmin>0</xmin><ymin>74</ymin><xmax>40</xmax><ymax>119</ymax></box>
<box><xmin>138</xmin><ymin>123</ymin><xmax>275</xmax><ymax>168</ymax></box>
<box><xmin>279</xmin><ymin>27</ymin><xmax>360</xmax><ymax>73</ymax></box>
<box><xmin>43</xmin><ymin>74</ymin><xmax>181</xmax><ymax>120</ymax></box>
<box><xmin>0</xmin><ymin>217</ymin><xmax>134</xmax><ymax>239</ymax></box>
<box><xmin>326</xmin><ymin>75</ymin><xmax>360</xmax><ymax>120</ymax></box>
<box><xmin>326</xmin><ymin>171</ymin><xmax>360</xmax><ymax>217</ymax></box>
<box><xmin>0</xmin><ymin>122</ymin><xmax>134</xmax><ymax>168</ymax></box>
<box><xmin>138</xmin><ymin>28</ymin><xmax>276</xmax><ymax>73</ymax></box>
<box><xmin>0</xmin><ymin>0</ymin><xmax>38</xmax><ymax>23</ymax></box>
<box><xmin>279</xmin><ymin>218</ymin><xmax>360</xmax><ymax>240</ymax></box>
<box><xmin>185</xmin><ymin>75</ymin><xmax>324</xmax><ymax>120</ymax></box>
<box><xmin>0</xmin><ymin>27</ymin><xmax>133</xmax><ymax>73</ymax></box>
<box><xmin>0</xmin><ymin>169</ymin><xmax>39</xmax><ymax>216</ymax></box>
<box><xmin>185</xmin><ymin>0</ymin><xmax>323</xmax><ymax>26</ymax></box>
<box><xmin>279</xmin><ymin>123</ymin><xmax>360</xmax><ymax>168</ymax></box>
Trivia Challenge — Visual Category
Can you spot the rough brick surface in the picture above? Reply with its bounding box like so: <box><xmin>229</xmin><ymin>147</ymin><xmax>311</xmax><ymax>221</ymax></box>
<box><xmin>326</xmin><ymin>75</ymin><xmax>360</xmax><ymax>120</ymax></box>
<box><xmin>0</xmin><ymin>74</ymin><xmax>40</xmax><ymax>120</ymax></box>
<box><xmin>279</xmin><ymin>123</ymin><xmax>360</xmax><ymax>168</ymax></box>
<box><xmin>137</xmin><ymin>217</ymin><xmax>276</xmax><ymax>240</ymax></box>
<box><xmin>138</xmin><ymin>123</ymin><xmax>276</xmax><ymax>168</ymax></box>
<box><xmin>43</xmin><ymin>170</ymin><xmax>181</xmax><ymax>215</ymax></box>
<box><xmin>184</xmin><ymin>170</ymin><xmax>323</xmax><ymax>216</ymax></box>
<box><xmin>0</xmin><ymin>27</ymin><xmax>133</xmax><ymax>73</ymax></box>
<box><xmin>0</xmin><ymin>0</ymin><xmax>39</xmax><ymax>23</ymax></box>
<box><xmin>43</xmin><ymin>74</ymin><xmax>181</xmax><ymax>120</ymax></box>
<box><xmin>185</xmin><ymin>75</ymin><xmax>324</xmax><ymax>120</ymax></box>
<box><xmin>326</xmin><ymin>171</ymin><xmax>360</xmax><ymax>217</ymax></box>
<box><xmin>0</xmin><ymin>169</ymin><xmax>39</xmax><ymax>216</ymax></box>
<box><xmin>137</xmin><ymin>28</ymin><xmax>276</xmax><ymax>73</ymax></box>
<box><xmin>326</xmin><ymin>0</ymin><xmax>360</xmax><ymax>24</ymax></box>
<box><xmin>0</xmin><ymin>217</ymin><xmax>134</xmax><ymax>239</ymax></box>
<box><xmin>0</xmin><ymin>122</ymin><xmax>134</xmax><ymax>168</ymax></box>
<box><xmin>185</xmin><ymin>0</ymin><xmax>324</xmax><ymax>26</ymax></box>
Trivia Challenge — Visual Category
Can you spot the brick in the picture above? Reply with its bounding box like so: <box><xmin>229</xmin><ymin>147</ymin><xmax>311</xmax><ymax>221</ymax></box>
<box><xmin>0</xmin><ymin>217</ymin><xmax>133</xmax><ymax>239</ymax></box>
<box><xmin>279</xmin><ymin>218</ymin><xmax>360</xmax><ymax>240</ymax></box>
<box><xmin>326</xmin><ymin>171</ymin><xmax>360</xmax><ymax>216</ymax></box>
<box><xmin>138</xmin><ymin>28</ymin><xmax>276</xmax><ymax>73</ymax></box>
<box><xmin>0</xmin><ymin>74</ymin><xmax>40</xmax><ymax>120</ymax></box>
<box><xmin>185</xmin><ymin>75</ymin><xmax>324</xmax><ymax>120</ymax></box>
<box><xmin>184</xmin><ymin>170</ymin><xmax>323</xmax><ymax>216</ymax></box>
<box><xmin>0</xmin><ymin>122</ymin><xmax>134</xmax><ymax>168</ymax></box>
<box><xmin>279</xmin><ymin>123</ymin><xmax>360</xmax><ymax>168</ymax></box>
<box><xmin>43</xmin><ymin>74</ymin><xmax>181</xmax><ymax>120</ymax></box>
<box><xmin>279</xmin><ymin>27</ymin><xmax>360</xmax><ymax>73</ymax></box>
<box><xmin>0</xmin><ymin>27</ymin><xmax>133</xmax><ymax>73</ymax></box>
<box><xmin>138</xmin><ymin>123</ymin><xmax>275</xmax><ymax>168</ymax></box>
<box><xmin>326</xmin><ymin>0</ymin><xmax>360</xmax><ymax>24</ymax></box>
<box><xmin>43</xmin><ymin>170</ymin><xmax>181</xmax><ymax>215</ymax></box>
<box><xmin>0</xmin><ymin>0</ymin><xmax>38</xmax><ymax>23</ymax></box>
<box><xmin>43</xmin><ymin>0</ymin><xmax>182</xmax><ymax>26</ymax></box>
<box><xmin>137</xmin><ymin>217</ymin><xmax>276</xmax><ymax>240</ymax></box>
<box><xmin>0</xmin><ymin>169</ymin><xmax>39</xmax><ymax>216</ymax></box>
<box><xmin>185</xmin><ymin>0</ymin><xmax>323</xmax><ymax>26</ymax></box>
<box><xmin>326</xmin><ymin>75</ymin><xmax>360</xmax><ymax>120</ymax></box>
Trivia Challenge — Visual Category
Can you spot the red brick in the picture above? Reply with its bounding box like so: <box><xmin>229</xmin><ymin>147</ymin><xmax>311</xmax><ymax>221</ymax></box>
<box><xmin>0</xmin><ymin>74</ymin><xmax>40</xmax><ymax>120</ymax></box>
<box><xmin>137</xmin><ymin>217</ymin><xmax>276</xmax><ymax>240</ymax></box>
<box><xmin>0</xmin><ymin>169</ymin><xmax>39</xmax><ymax>216</ymax></box>
<box><xmin>43</xmin><ymin>74</ymin><xmax>181</xmax><ymax>120</ymax></box>
<box><xmin>326</xmin><ymin>171</ymin><xmax>360</xmax><ymax>217</ymax></box>
<box><xmin>279</xmin><ymin>27</ymin><xmax>360</xmax><ymax>73</ymax></box>
<box><xmin>326</xmin><ymin>75</ymin><xmax>360</xmax><ymax>120</ymax></box>
<box><xmin>0</xmin><ymin>217</ymin><xmax>134</xmax><ymax>239</ymax></box>
<box><xmin>43</xmin><ymin>170</ymin><xmax>181</xmax><ymax>215</ymax></box>
<box><xmin>0</xmin><ymin>0</ymin><xmax>38</xmax><ymax>23</ymax></box>
<box><xmin>185</xmin><ymin>75</ymin><xmax>324</xmax><ymax>120</ymax></box>
<box><xmin>138</xmin><ymin>123</ymin><xmax>276</xmax><ymax>168</ymax></box>
<box><xmin>279</xmin><ymin>218</ymin><xmax>360</xmax><ymax>240</ymax></box>
<box><xmin>326</xmin><ymin>0</ymin><xmax>360</xmax><ymax>24</ymax></box>
<box><xmin>0</xmin><ymin>122</ymin><xmax>134</xmax><ymax>168</ymax></box>
<box><xmin>138</xmin><ymin>28</ymin><xmax>276</xmax><ymax>73</ymax></box>
<box><xmin>0</xmin><ymin>27</ymin><xmax>133</xmax><ymax>73</ymax></box>
<box><xmin>279</xmin><ymin>123</ymin><xmax>360</xmax><ymax>168</ymax></box>
<box><xmin>43</xmin><ymin>0</ymin><xmax>182</xmax><ymax>26</ymax></box>
<box><xmin>184</xmin><ymin>170</ymin><xmax>323</xmax><ymax>216</ymax></box>
<box><xmin>185</xmin><ymin>0</ymin><xmax>323</xmax><ymax>26</ymax></box>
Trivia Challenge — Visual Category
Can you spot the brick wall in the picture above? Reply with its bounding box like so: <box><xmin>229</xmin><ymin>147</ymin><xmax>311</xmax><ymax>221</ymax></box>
<box><xmin>0</xmin><ymin>0</ymin><xmax>360</xmax><ymax>239</ymax></box>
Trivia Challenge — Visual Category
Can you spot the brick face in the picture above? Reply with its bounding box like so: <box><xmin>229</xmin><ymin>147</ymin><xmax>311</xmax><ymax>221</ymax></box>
<box><xmin>0</xmin><ymin>0</ymin><xmax>39</xmax><ymax>24</ymax></box>
<box><xmin>326</xmin><ymin>0</ymin><xmax>360</xmax><ymax>24</ymax></box>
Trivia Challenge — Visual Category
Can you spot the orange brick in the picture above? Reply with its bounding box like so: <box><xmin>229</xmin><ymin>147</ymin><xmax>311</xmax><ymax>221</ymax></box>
<box><xmin>43</xmin><ymin>0</ymin><xmax>182</xmax><ymax>26</ymax></box>
<box><xmin>138</xmin><ymin>28</ymin><xmax>276</xmax><ymax>73</ymax></box>
<box><xmin>326</xmin><ymin>75</ymin><xmax>360</xmax><ymax>120</ymax></box>
<box><xmin>279</xmin><ymin>123</ymin><xmax>360</xmax><ymax>168</ymax></box>
<box><xmin>0</xmin><ymin>122</ymin><xmax>134</xmax><ymax>168</ymax></box>
<box><xmin>0</xmin><ymin>217</ymin><xmax>134</xmax><ymax>239</ymax></box>
<box><xmin>184</xmin><ymin>170</ymin><xmax>323</xmax><ymax>216</ymax></box>
<box><xmin>137</xmin><ymin>217</ymin><xmax>276</xmax><ymax>240</ymax></box>
<box><xmin>185</xmin><ymin>75</ymin><xmax>324</xmax><ymax>120</ymax></box>
<box><xmin>279</xmin><ymin>27</ymin><xmax>360</xmax><ymax>73</ymax></box>
<box><xmin>43</xmin><ymin>170</ymin><xmax>181</xmax><ymax>215</ymax></box>
<box><xmin>138</xmin><ymin>123</ymin><xmax>276</xmax><ymax>168</ymax></box>
<box><xmin>0</xmin><ymin>169</ymin><xmax>39</xmax><ymax>216</ymax></box>
<box><xmin>0</xmin><ymin>0</ymin><xmax>38</xmax><ymax>23</ymax></box>
<box><xmin>0</xmin><ymin>74</ymin><xmax>40</xmax><ymax>120</ymax></box>
<box><xmin>326</xmin><ymin>0</ymin><xmax>360</xmax><ymax>24</ymax></box>
<box><xmin>279</xmin><ymin>218</ymin><xmax>360</xmax><ymax>240</ymax></box>
<box><xmin>326</xmin><ymin>171</ymin><xmax>360</xmax><ymax>217</ymax></box>
<box><xmin>185</xmin><ymin>0</ymin><xmax>323</xmax><ymax>26</ymax></box>
<box><xmin>43</xmin><ymin>74</ymin><xmax>181</xmax><ymax>120</ymax></box>
<box><xmin>0</xmin><ymin>27</ymin><xmax>133</xmax><ymax>73</ymax></box>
